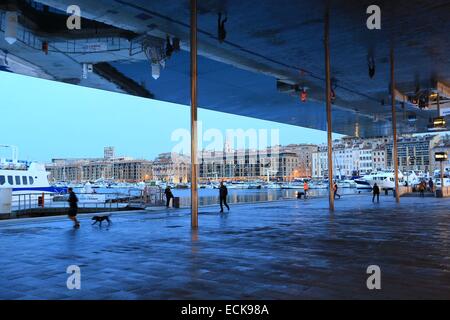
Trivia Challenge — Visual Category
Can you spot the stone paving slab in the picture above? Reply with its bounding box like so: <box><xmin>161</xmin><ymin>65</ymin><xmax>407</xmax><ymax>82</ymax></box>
<box><xmin>0</xmin><ymin>194</ymin><xmax>449</xmax><ymax>300</ymax></box>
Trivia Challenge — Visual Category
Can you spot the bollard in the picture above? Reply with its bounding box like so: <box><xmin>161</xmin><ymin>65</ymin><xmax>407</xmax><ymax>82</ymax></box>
<box><xmin>0</xmin><ymin>188</ymin><xmax>13</xmax><ymax>217</ymax></box>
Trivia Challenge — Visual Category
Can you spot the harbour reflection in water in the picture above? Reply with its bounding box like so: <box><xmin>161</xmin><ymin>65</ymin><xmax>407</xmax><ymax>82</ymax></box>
<box><xmin>172</xmin><ymin>188</ymin><xmax>361</xmax><ymax>208</ymax></box>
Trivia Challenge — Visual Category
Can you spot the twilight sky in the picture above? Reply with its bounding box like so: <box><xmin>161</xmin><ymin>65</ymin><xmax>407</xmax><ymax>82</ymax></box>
<box><xmin>0</xmin><ymin>71</ymin><xmax>340</xmax><ymax>163</ymax></box>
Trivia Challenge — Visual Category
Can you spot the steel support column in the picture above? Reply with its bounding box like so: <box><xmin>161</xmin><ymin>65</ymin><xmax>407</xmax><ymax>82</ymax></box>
<box><xmin>324</xmin><ymin>5</ymin><xmax>334</xmax><ymax>211</ymax></box>
<box><xmin>390</xmin><ymin>48</ymin><xmax>400</xmax><ymax>203</ymax></box>
<box><xmin>190</xmin><ymin>0</ymin><xmax>198</xmax><ymax>228</ymax></box>
<box><xmin>437</xmin><ymin>90</ymin><xmax>441</xmax><ymax>117</ymax></box>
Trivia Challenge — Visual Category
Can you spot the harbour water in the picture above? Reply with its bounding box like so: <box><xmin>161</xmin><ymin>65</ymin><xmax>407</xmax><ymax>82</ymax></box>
<box><xmin>169</xmin><ymin>188</ymin><xmax>362</xmax><ymax>208</ymax></box>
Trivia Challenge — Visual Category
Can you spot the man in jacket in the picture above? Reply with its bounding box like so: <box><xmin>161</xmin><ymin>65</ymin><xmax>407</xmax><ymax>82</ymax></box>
<box><xmin>219</xmin><ymin>181</ymin><xmax>230</xmax><ymax>213</ymax></box>
<box><xmin>68</xmin><ymin>188</ymin><xmax>80</xmax><ymax>228</ymax></box>
<box><xmin>372</xmin><ymin>183</ymin><xmax>380</xmax><ymax>203</ymax></box>
<box><xmin>165</xmin><ymin>186</ymin><xmax>174</xmax><ymax>208</ymax></box>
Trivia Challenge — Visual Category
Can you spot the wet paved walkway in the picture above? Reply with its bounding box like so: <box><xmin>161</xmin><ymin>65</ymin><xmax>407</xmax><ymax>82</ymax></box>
<box><xmin>0</xmin><ymin>195</ymin><xmax>449</xmax><ymax>299</ymax></box>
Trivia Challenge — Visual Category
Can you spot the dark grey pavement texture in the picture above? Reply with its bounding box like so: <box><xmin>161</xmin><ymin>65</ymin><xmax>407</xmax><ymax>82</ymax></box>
<box><xmin>0</xmin><ymin>195</ymin><xmax>449</xmax><ymax>300</ymax></box>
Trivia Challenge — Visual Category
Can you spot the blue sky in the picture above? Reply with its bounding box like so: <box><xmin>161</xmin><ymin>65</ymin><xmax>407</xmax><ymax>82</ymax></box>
<box><xmin>0</xmin><ymin>71</ymin><xmax>337</xmax><ymax>162</ymax></box>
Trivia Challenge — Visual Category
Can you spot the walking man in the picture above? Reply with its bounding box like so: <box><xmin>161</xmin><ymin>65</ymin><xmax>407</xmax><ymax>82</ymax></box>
<box><xmin>303</xmin><ymin>180</ymin><xmax>309</xmax><ymax>199</ymax></box>
<box><xmin>333</xmin><ymin>181</ymin><xmax>341</xmax><ymax>199</ymax></box>
<box><xmin>219</xmin><ymin>181</ymin><xmax>230</xmax><ymax>213</ymax></box>
<box><xmin>68</xmin><ymin>187</ymin><xmax>80</xmax><ymax>228</ymax></box>
<box><xmin>419</xmin><ymin>180</ymin><xmax>426</xmax><ymax>197</ymax></box>
<box><xmin>164</xmin><ymin>186</ymin><xmax>174</xmax><ymax>208</ymax></box>
<box><xmin>428</xmin><ymin>178</ymin><xmax>434</xmax><ymax>193</ymax></box>
<box><xmin>372</xmin><ymin>183</ymin><xmax>380</xmax><ymax>203</ymax></box>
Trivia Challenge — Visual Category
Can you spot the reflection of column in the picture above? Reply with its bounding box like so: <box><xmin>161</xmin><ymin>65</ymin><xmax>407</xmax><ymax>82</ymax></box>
<box><xmin>391</xmin><ymin>47</ymin><xmax>400</xmax><ymax>203</ymax></box>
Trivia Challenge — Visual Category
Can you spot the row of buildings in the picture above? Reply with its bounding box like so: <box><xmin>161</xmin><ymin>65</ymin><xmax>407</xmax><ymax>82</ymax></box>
<box><xmin>46</xmin><ymin>134</ymin><xmax>450</xmax><ymax>183</ymax></box>
<box><xmin>312</xmin><ymin>134</ymin><xmax>449</xmax><ymax>178</ymax></box>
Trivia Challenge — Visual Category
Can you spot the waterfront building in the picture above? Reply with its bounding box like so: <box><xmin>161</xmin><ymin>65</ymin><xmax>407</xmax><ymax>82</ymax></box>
<box><xmin>46</xmin><ymin>148</ymin><xmax>153</xmax><ymax>182</ymax></box>
<box><xmin>152</xmin><ymin>152</ymin><xmax>190</xmax><ymax>183</ymax></box>
<box><xmin>104</xmin><ymin>146</ymin><xmax>115</xmax><ymax>160</ymax></box>
<box><xmin>372</xmin><ymin>146</ymin><xmax>387</xmax><ymax>171</ymax></box>
<box><xmin>280</xmin><ymin>144</ymin><xmax>318</xmax><ymax>177</ymax></box>
<box><xmin>386</xmin><ymin>135</ymin><xmax>440</xmax><ymax>172</ymax></box>
<box><xmin>312</xmin><ymin>136</ymin><xmax>391</xmax><ymax>178</ymax></box>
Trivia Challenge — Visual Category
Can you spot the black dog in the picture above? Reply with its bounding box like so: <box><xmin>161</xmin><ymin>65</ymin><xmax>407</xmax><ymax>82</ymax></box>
<box><xmin>91</xmin><ymin>215</ymin><xmax>111</xmax><ymax>226</ymax></box>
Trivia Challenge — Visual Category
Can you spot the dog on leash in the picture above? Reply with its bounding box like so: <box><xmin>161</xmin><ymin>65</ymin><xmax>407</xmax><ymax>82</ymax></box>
<box><xmin>91</xmin><ymin>215</ymin><xmax>111</xmax><ymax>226</ymax></box>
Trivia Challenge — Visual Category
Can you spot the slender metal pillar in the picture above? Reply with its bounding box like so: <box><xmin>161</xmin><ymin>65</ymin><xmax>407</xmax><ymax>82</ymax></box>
<box><xmin>324</xmin><ymin>3</ymin><xmax>334</xmax><ymax>211</ymax></box>
<box><xmin>437</xmin><ymin>91</ymin><xmax>441</xmax><ymax>117</ymax></box>
<box><xmin>324</xmin><ymin>5</ymin><xmax>334</xmax><ymax>211</ymax></box>
<box><xmin>390</xmin><ymin>48</ymin><xmax>400</xmax><ymax>203</ymax></box>
<box><xmin>190</xmin><ymin>0</ymin><xmax>199</xmax><ymax>228</ymax></box>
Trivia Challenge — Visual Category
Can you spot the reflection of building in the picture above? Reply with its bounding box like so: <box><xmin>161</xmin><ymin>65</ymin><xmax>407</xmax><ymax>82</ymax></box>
<box><xmin>386</xmin><ymin>135</ymin><xmax>440</xmax><ymax>172</ymax></box>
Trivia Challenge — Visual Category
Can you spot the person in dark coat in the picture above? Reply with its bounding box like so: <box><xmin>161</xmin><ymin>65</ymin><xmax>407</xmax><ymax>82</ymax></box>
<box><xmin>67</xmin><ymin>187</ymin><xmax>80</xmax><ymax>228</ymax></box>
<box><xmin>164</xmin><ymin>186</ymin><xmax>174</xmax><ymax>208</ymax></box>
<box><xmin>219</xmin><ymin>181</ymin><xmax>230</xmax><ymax>213</ymax></box>
<box><xmin>333</xmin><ymin>181</ymin><xmax>341</xmax><ymax>199</ymax></box>
<box><xmin>372</xmin><ymin>183</ymin><xmax>380</xmax><ymax>203</ymax></box>
<box><xmin>428</xmin><ymin>178</ymin><xmax>434</xmax><ymax>192</ymax></box>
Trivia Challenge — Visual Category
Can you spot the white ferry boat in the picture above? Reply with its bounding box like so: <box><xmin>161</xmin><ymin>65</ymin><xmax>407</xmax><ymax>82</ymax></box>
<box><xmin>1</xmin><ymin>146</ymin><xmax>64</xmax><ymax>196</ymax></box>
<box><xmin>355</xmin><ymin>170</ymin><xmax>405</xmax><ymax>190</ymax></box>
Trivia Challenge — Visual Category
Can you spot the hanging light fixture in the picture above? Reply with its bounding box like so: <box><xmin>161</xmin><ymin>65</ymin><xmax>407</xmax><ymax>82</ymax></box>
<box><xmin>300</xmin><ymin>88</ymin><xmax>307</xmax><ymax>103</ymax></box>
<box><xmin>151</xmin><ymin>63</ymin><xmax>161</xmax><ymax>80</ymax></box>
<box><xmin>143</xmin><ymin>36</ymin><xmax>167</xmax><ymax>80</ymax></box>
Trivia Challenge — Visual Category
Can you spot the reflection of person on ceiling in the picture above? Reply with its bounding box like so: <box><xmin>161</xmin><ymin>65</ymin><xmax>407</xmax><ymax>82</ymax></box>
<box><xmin>218</xmin><ymin>13</ymin><xmax>228</xmax><ymax>43</ymax></box>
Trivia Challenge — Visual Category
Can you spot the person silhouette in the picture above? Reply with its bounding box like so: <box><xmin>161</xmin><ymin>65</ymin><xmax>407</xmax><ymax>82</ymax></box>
<box><xmin>218</xmin><ymin>13</ymin><xmax>228</xmax><ymax>43</ymax></box>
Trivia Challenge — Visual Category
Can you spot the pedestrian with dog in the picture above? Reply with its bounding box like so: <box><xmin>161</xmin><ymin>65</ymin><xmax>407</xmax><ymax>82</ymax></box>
<box><xmin>67</xmin><ymin>187</ymin><xmax>80</xmax><ymax>228</ymax></box>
